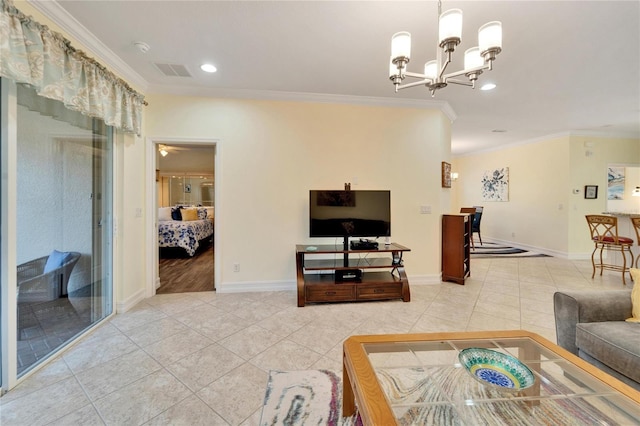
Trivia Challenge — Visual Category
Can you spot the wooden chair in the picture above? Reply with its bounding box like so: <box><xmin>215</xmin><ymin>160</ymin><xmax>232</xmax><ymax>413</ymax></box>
<box><xmin>631</xmin><ymin>216</ymin><xmax>640</xmax><ymax>268</ymax></box>
<box><xmin>460</xmin><ymin>207</ymin><xmax>476</xmax><ymax>249</ymax></box>
<box><xmin>472</xmin><ymin>206</ymin><xmax>484</xmax><ymax>246</ymax></box>
<box><xmin>585</xmin><ymin>215</ymin><xmax>634</xmax><ymax>284</ymax></box>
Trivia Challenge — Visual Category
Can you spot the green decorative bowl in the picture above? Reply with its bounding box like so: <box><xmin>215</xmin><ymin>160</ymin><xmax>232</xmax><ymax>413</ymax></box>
<box><xmin>458</xmin><ymin>348</ymin><xmax>536</xmax><ymax>392</ymax></box>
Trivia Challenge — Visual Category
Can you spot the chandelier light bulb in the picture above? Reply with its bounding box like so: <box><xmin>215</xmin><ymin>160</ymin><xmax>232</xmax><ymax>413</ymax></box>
<box><xmin>424</xmin><ymin>60</ymin><xmax>438</xmax><ymax>80</ymax></box>
<box><xmin>439</xmin><ymin>9</ymin><xmax>463</xmax><ymax>48</ymax></box>
<box><xmin>478</xmin><ymin>21</ymin><xmax>503</xmax><ymax>56</ymax></box>
<box><xmin>464</xmin><ymin>47</ymin><xmax>484</xmax><ymax>70</ymax></box>
<box><xmin>391</xmin><ymin>31</ymin><xmax>411</xmax><ymax>61</ymax></box>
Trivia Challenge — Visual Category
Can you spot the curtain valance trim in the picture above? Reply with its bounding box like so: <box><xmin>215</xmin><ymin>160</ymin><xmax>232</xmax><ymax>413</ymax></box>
<box><xmin>0</xmin><ymin>0</ymin><xmax>146</xmax><ymax>135</ymax></box>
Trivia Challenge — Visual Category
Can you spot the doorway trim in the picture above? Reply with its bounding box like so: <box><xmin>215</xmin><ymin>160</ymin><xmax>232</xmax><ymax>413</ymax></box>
<box><xmin>145</xmin><ymin>137</ymin><xmax>221</xmax><ymax>298</ymax></box>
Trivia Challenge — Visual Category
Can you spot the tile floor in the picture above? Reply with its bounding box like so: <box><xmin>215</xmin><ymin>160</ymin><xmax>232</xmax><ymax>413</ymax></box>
<box><xmin>0</xmin><ymin>256</ymin><xmax>631</xmax><ymax>425</ymax></box>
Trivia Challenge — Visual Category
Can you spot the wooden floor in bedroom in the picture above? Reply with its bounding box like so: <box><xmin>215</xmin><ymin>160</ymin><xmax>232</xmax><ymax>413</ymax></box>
<box><xmin>157</xmin><ymin>241</ymin><xmax>214</xmax><ymax>293</ymax></box>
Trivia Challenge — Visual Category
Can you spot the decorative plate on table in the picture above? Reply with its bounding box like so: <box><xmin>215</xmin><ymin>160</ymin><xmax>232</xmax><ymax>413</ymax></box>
<box><xmin>458</xmin><ymin>348</ymin><xmax>536</xmax><ymax>392</ymax></box>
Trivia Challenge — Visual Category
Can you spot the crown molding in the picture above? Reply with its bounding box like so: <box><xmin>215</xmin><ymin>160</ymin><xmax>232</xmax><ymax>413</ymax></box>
<box><xmin>26</xmin><ymin>1</ymin><xmax>457</xmax><ymax>120</ymax></box>
<box><xmin>27</xmin><ymin>0</ymin><xmax>149</xmax><ymax>91</ymax></box>
<box><xmin>454</xmin><ymin>130</ymin><xmax>640</xmax><ymax>158</ymax></box>
<box><xmin>145</xmin><ymin>84</ymin><xmax>458</xmax><ymax>122</ymax></box>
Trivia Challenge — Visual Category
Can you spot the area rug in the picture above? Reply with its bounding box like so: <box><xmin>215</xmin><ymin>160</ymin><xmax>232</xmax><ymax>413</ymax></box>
<box><xmin>260</xmin><ymin>368</ymin><xmax>617</xmax><ymax>425</ymax></box>
<box><xmin>260</xmin><ymin>369</ymin><xmax>360</xmax><ymax>426</ymax></box>
<box><xmin>471</xmin><ymin>242</ymin><xmax>550</xmax><ymax>258</ymax></box>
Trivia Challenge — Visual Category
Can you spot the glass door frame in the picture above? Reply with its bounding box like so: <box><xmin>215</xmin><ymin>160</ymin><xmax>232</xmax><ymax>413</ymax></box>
<box><xmin>1</xmin><ymin>78</ymin><xmax>19</xmax><ymax>391</ymax></box>
<box><xmin>0</xmin><ymin>78</ymin><xmax>118</xmax><ymax>390</ymax></box>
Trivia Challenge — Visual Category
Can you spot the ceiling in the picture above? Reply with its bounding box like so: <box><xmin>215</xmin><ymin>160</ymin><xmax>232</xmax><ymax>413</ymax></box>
<box><xmin>32</xmin><ymin>1</ymin><xmax>640</xmax><ymax>156</ymax></box>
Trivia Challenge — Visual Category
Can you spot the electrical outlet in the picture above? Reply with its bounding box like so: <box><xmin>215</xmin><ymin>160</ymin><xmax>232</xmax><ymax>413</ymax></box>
<box><xmin>420</xmin><ymin>205</ymin><xmax>431</xmax><ymax>214</ymax></box>
<box><xmin>233</xmin><ymin>263</ymin><xmax>240</xmax><ymax>272</ymax></box>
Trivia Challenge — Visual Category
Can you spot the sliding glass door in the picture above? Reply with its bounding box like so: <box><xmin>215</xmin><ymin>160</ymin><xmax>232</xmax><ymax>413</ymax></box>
<box><xmin>2</xmin><ymin>82</ymin><xmax>113</xmax><ymax>382</ymax></box>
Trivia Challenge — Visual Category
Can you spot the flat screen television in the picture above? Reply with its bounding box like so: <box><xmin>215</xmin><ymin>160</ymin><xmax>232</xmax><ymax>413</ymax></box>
<box><xmin>309</xmin><ymin>190</ymin><xmax>391</xmax><ymax>240</ymax></box>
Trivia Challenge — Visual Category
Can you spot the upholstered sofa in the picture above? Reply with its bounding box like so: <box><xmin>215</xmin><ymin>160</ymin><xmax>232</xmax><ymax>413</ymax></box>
<box><xmin>554</xmin><ymin>289</ymin><xmax>639</xmax><ymax>390</ymax></box>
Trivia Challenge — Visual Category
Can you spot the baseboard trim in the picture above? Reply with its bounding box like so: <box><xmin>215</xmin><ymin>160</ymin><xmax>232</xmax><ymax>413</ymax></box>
<box><xmin>217</xmin><ymin>280</ymin><xmax>296</xmax><ymax>293</ymax></box>
<box><xmin>217</xmin><ymin>274</ymin><xmax>442</xmax><ymax>293</ymax></box>
<box><xmin>116</xmin><ymin>288</ymin><xmax>146</xmax><ymax>313</ymax></box>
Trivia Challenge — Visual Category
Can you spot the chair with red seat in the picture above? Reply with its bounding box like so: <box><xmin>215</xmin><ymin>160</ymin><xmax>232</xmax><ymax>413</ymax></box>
<box><xmin>585</xmin><ymin>215</ymin><xmax>634</xmax><ymax>284</ymax></box>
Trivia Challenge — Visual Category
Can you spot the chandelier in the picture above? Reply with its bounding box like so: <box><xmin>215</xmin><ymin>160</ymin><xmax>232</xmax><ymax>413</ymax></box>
<box><xmin>389</xmin><ymin>1</ymin><xmax>502</xmax><ymax>97</ymax></box>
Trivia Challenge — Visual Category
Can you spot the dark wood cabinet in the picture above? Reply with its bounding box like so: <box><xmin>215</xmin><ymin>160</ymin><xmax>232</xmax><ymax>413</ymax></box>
<box><xmin>442</xmin><ymin>214</ymin><xmax>471</xmax><ymax>284</ymax></box>
<box><xmin>295</xmin><ymin>243</ymin><xmax>411</xmax><ymax>306</ymax></box>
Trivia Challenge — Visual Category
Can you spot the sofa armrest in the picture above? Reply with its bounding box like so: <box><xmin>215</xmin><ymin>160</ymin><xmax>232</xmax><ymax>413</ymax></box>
<box><xmin>554</xmin><ymin>290</ymin><xmax>632</xmax><ymax>356</ymax></box>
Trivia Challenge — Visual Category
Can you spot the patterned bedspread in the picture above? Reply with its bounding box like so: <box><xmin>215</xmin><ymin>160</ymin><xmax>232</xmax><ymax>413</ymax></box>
<box><xmin>158</xmin><ymin>219</ymin><xmax>214</xmax><ymax>256</ymax></box>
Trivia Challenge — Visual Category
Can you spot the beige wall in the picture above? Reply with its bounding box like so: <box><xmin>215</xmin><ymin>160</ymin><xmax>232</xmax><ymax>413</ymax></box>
<box><xmin>145</xmin><ymin>94</ymin><xmax>451</xmax><ymax>289</ymax></box>
<box><xmin>568</xmin><ymin>136</ymin><xmax>640</xmax><ymax>255</ymax></box>
<box><xmin>453</xmin><ymin>134</ymin><xmax>640</xmax><ymax>258</ymax></box>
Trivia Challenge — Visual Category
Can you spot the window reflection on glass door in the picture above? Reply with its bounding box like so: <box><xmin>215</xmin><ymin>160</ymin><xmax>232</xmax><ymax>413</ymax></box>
<box><xmin>15</xmin><ymin>84</ymin><xmax>113</xmax><ymax>376</ymax></box>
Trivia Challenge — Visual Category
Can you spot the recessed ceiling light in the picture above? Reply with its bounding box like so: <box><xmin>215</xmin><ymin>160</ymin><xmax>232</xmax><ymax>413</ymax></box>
<box><xmin>200</xmin><ymin>63</ymin><xmax>217</xmax><ymax>73</ymax></box>
<box><xmin>492</xmin><ymin>129</ymin><xmax>507</xmax><ymax>133</ymax></box>
<box><xmin>480</xmin><ymin>83</ymin><xmax>496</xmax><ymax>91</ymax></box>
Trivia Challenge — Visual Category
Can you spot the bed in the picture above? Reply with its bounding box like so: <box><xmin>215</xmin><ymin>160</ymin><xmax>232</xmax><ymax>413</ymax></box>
<box><xmin>158</xmin><ymin>207</ymin><xmax>214</xmax><ymax>256</ymax></box>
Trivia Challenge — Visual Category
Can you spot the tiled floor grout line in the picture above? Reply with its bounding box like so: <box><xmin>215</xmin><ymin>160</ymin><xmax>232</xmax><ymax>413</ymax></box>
<box><xmin>0</xmin><ymin>257</ymin><xmax>631</xmax><ymax>425</ymax></box>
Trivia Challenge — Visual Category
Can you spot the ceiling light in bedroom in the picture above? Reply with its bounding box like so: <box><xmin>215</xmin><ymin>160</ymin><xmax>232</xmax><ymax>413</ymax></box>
<box><xmin>159</xmin><ymin>145</ymin><xmax>169</xmax><ymax>157</ymax></box>
<box><xmin>388</xmin><ymin>0</ymin><xmax>502</xmax><ymax>97</ymax></box>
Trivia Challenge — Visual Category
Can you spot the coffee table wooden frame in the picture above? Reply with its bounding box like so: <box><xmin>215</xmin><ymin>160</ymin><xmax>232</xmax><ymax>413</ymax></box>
<box><xmin>342</xmin><ymin>330</ymin><xmax>640</xmax><ymax>425</ymax></box>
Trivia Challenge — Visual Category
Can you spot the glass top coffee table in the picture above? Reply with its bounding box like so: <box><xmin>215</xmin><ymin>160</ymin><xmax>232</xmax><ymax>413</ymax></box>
<box><xmin>342</xmin><ymin>330</ymin><xmax>640</xmax><ymax>425</ymax></box>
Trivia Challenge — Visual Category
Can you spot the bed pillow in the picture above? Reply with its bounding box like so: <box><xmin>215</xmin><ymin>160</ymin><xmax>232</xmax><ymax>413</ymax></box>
<box><xmin>171</xmin><ymin>207</ymin><xmax>182</xmax><ymax>221</ymax></box>
<box><xmin>181</xmin><ymin>208</ymin><xmax>198</xmax><ymax>221</ymax></box>
<box><xmin>197</xmin><ymin>207</ymin><xmax>207</xmax><ymax>220</ymax></box>
<box><xmin>158</xmin><ymin>207</ymin><xmax>172</xmax><ymax>221</ymax></box>
<box><xmin>44</xmin><ymin>250</ymin><xmax>71</xmax><ymax>273</ymax></box>
<box><xmin>206</xmin><ymin>207</ymin><xmax>214</xmax><ymax>220</ymax></box>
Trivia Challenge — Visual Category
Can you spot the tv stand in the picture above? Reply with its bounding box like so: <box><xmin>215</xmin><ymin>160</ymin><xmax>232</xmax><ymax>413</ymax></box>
<box><xmin>295</xmin><ymin>243</ymin><xmax>411</xmax><ymax>307</ymax></box>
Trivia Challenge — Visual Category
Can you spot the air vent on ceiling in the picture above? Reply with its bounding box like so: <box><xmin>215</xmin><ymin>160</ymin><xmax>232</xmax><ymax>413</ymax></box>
<box><xmin>153</xmin><ymin>63</ymin><xmax>192</xmax><ymax>77</ymax></box>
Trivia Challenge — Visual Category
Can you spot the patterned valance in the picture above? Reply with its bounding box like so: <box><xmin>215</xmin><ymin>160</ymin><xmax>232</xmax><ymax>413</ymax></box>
<box><xmin>0</xmin><ymin>0</ymin><xmax>145</xmax><ymax>135</ymax></box>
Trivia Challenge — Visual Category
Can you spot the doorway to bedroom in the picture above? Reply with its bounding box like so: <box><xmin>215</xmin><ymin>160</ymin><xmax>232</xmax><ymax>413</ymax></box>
<box><xmin>155</xmin><ymin>142</ymin><xmax>216</xmax><ymax>293</ymax></box>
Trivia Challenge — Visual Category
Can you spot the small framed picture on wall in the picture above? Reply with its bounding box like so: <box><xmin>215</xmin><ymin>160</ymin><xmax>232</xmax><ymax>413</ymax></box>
<box><xmin>442</xmin><ymin>162</ymin><xmax>452</xmax><ymax>188</ymax></box>
<box><xmin>584</xmin><ymin>185</ymin><xmax>598</xmax><ymax>199</ymax></box>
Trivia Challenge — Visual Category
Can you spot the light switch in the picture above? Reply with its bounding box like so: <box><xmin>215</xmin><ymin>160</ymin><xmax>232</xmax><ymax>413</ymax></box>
<box><xmin>420</xmin><ymin>205</ymin><xmax>431</xmax><ymax>214</ymax></box>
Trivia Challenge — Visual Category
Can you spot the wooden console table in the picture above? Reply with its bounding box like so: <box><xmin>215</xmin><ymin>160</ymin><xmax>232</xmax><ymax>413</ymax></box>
<box><xmin>295</xmin><ymin>243</ymin><xmax>411</xmax><ymax>307</ymax></box>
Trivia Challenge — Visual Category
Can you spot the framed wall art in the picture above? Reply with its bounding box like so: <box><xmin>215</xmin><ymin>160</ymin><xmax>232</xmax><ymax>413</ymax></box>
<box><xmin>607</xmin><ymin>166</ymin><xmax>624</xmax><ymax>200</ymax></box>
<box><xmin>584</xmin><ymin>185</ymin><xmax>598</xmax><ymax>199</ymax></box>
<box><xmin>442</xmin><ymin>162</ymin><xmax>452</xmax><ymax>188</ymax></box>
<box><xmin>481</xmin><ymin>167</ymin><xmax>509</xmax><ymax>201</ymax></box>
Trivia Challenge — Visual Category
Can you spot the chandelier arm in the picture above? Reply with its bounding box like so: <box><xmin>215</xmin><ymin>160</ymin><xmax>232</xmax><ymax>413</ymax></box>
<box><xmin>396</xmin><ymin>79</ymin><xmax>432</xmax><ymax>91</ymax></box>
<box><xmin>404</xmin><ymin>71</ymin><xmax>430</xmax><ymax>79</ymax></box>
<box><xmin>442</xmin><ymin>64</ymin><xmax>490</xmax><ymax>81</ymax></box>
<box><xmin>446</xmin><ymin>79</ymin><xmax>474</xmax><ymax>87</ymax></box>
<box><xmin>438</xmin><ymin>52</ymin><xmax>453</xmax><ymax>80</ymax></box>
